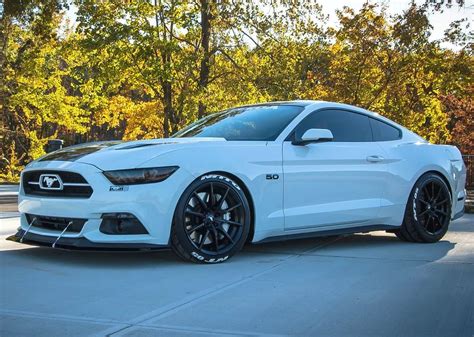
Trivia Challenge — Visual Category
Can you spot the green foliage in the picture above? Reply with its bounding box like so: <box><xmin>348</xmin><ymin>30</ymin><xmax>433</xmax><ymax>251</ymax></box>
<box><xmin>0</xmin><ymin>0</ymin><xmax>472</xmax><ymax>181</ymax></box>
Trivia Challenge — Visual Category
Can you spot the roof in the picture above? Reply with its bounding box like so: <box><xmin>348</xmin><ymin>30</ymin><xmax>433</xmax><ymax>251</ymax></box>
<box><xmin>236</xmin><ymin>100</ymin><xmax>323</xmax><ymax>108</ymax></box>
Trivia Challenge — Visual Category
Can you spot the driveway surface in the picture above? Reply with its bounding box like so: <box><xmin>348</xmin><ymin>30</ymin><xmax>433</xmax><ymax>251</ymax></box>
<box><xmin>1</xmin><ymin>214</ymin><xmax>473</xmax><ymax>337</ymax></box>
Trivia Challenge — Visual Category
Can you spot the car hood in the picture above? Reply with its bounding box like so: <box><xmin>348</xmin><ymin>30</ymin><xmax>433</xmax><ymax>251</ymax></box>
<box><xmin>32</xmin><ymin>138</ymin><xmax>226</xmax><ymax>171</ymax></box>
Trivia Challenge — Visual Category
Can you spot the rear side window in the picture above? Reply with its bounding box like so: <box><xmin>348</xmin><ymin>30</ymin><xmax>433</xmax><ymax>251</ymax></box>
<box><xmin>370</xmin><ymin>118</ymin><xmax>401</xmax><ymax>141</ymax></box>
<box><xmin>295</xmin><ymin>109</ymin><xmax>372</xmax><ymax>142</ymax></box>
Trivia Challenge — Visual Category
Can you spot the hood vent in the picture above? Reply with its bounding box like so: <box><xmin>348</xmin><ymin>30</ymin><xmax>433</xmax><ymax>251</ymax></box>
<box><xmin>116</xmin><ymin>142</ymin><xmax>178</xmax><ymax>150</ymax></box>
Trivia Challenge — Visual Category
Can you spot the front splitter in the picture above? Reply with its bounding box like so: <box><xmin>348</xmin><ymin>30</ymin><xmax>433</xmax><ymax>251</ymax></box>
<box><xmin>7</xmin><ymin>230</ymin><xmax>169</xmax><ymax>251</ymax></box>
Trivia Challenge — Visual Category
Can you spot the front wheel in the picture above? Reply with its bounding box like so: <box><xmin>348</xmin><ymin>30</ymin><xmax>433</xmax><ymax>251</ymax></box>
<box><xmin>395</xmin><ymin>173</ymin><xmax>452</xmax><ymax>243</ymax></box>
<box><xmin>171</xmin><ymin>174</ymin><xmax>251</xmax><ymax>263</ymax></box>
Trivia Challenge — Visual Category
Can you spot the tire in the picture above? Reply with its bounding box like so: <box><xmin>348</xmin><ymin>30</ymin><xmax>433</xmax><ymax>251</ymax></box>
<box><xmin>171</xmin><ymin>174</ymin><xmax>251</xmax><ymax>263</ymax></box>
<box><xmin>395</xmin><ymin>173</ymin><xmax>452</xmax><ymax>243</ymax></box>
<box><xmin>394</xmin><ymin>230</ymin><xmax>411</xmax><ymax>242</ymax></box>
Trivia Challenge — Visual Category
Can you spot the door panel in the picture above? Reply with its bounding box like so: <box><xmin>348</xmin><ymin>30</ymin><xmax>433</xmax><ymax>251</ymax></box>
<box><xmin>282</xmin><ymin>109</ymin><xmax>390</xmax><ymax>231</ymax></box>
<box><xmin>283</xmin><ymin>142</ymin><xmax>388</xmax><ymax>230</ymax></box>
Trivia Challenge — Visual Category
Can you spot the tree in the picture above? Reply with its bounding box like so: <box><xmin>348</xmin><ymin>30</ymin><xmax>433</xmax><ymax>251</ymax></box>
<box><xmin>1</xmin><ymin>0</ymin><xmax>472</xmax><ymax>182</ymax></box>
<box><xmin>441</xmin><ymin>87</ymin><xmax>474</xmax><ymax>154</ymax></box>
<box><xmin>1</xmin><ymin>0</ymin><xmax>90</xmax><ymax>181</ymax></box>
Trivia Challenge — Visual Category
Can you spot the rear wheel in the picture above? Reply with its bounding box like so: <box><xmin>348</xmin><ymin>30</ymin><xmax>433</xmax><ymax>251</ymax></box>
<box><xmin>171</xmin><ymin>174</ymin><xmax>250</xmax><ymax>263</ymax></box>
<box><xmin>395</xmin><ymin>173</ymin><xmax>452</xmax><ymax>243</ymax></box>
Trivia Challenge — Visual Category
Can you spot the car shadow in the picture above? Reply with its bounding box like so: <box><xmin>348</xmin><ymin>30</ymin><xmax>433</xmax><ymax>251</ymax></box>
<box><xmin>245</xmin><ymin>231</ymin><xmax>459</xmax><ymax>263</ymax></box>
<box><xmin>0</xmin><ymin>244</ymin><xmax>183</xmax><ymax>268</ymax></box>
<box><xmin>1</xmin><ymin>230</ymin><xmax>459</xmax><ymax>267</ymax></box>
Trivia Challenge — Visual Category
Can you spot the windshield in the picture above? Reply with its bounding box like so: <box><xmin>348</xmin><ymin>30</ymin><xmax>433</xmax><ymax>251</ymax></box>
<box><xmin>173</xmin><ymin>105</ymin><xmax>303</xmax><ymax>141</ymax></box>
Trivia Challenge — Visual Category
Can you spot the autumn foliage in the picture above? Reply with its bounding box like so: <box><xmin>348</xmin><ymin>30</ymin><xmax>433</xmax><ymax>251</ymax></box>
<box><xmin>1</xmin><ymin>0</ymin><xmax>472</xmax><ymax>181</ymax></box>
<box><xmin>441</xmin><ymin>86</ymin><xmax>474</xmax><ymax>154</ymax></box>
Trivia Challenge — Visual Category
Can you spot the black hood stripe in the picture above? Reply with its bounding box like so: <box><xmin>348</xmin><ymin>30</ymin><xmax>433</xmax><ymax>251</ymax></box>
<box><xmin>39</xmin><ymin>141</ymin><xmax>122</xmax><ymax>162</ymax></box>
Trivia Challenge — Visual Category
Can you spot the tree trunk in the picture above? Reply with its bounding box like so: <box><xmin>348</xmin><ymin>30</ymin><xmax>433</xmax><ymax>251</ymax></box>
<box><xmin>156</xmin><ymin>0</ymin><xmax>176</xmax><ymax>137</ymax></box>
<box><xmin>198</xmin><ymin>0</ymin><xmax>211</xmax><ymax>119</ymax></box>
<box><xmin>162</xmin><ymin>80</ymin><xmax>174</xmax><ymax>137</ymax></box>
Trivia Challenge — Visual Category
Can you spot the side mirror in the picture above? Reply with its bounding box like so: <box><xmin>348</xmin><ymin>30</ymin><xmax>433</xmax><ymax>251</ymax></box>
<box><xmin>292</xmin><ymin>128</ymin><xmax>334</xmax><ymax>145</ymax></box>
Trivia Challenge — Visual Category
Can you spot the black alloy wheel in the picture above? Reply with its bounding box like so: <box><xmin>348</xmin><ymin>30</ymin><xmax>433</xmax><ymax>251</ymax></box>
<box><xmin>414</xmin><ymin>178</ymin><xmax>451</xmax><ymax>235</ymax></box>
<box><xmin>395</xmin><ymin>173</ymin><xmax>452</xmax><ymax>243</ymax></box>
<box><xmin>171</xmin><ymin>174</ymin><xmax>250</xmax><ymax>263</ymax></box>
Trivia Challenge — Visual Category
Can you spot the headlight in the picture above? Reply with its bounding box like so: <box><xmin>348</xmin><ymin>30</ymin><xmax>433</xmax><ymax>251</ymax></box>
<box><xmin>103</xmin><ymin>166</ymin><xmax>179</xmax><ymax>185</ymax></box>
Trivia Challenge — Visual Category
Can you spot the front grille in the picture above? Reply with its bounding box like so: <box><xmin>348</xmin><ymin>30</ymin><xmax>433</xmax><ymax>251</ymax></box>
<box><xmin>26</xmin><ymin>214</ymin><xmax>87</xmax><ymax>233</ymax></box>
<box><xmin>23</xmin><ymin>170</ymin><xmax>93</xmax><ymax>198</ymax></box>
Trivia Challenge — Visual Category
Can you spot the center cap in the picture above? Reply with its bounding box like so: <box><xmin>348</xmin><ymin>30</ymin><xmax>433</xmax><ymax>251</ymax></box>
<box><xmin>205</xmin><ymin>214</ymin><xmax>215</xmax><ymax>224</ymax></box>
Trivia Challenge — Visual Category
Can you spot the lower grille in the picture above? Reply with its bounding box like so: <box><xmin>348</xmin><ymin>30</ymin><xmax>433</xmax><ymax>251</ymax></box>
<box><xmin>26</xmin><ymin>214</ymin><xmax>87</xmax><ymax>233</ymax></box>
<box><xmin>22</xmin><ymin>170</ymin><xmax>93</xmax><ymax>198</ymax></box>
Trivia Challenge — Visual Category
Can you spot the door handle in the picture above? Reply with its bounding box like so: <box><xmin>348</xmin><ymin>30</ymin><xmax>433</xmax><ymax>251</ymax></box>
<box><xmin>366</xmin><ymin>155</ymin><xmax>384</xmax><ymax>163</ymax></box>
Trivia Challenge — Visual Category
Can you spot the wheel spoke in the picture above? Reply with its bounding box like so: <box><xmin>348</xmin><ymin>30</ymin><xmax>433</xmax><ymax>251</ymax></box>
<box><xmin>434</xmin><ymin>185</ymin><xmax>442</xmax><ymax>202</ymax></box>
<box><xmin>422</xmin><ymin>186</ymin><xmax>431</xmax><ymax>200</ymax></box>
<box><xmin>187</xmin><ymin>223</ymin><xmax>205</xmax><ymax>234</ymax></box>
<box><xmin>418</xmin><ymin>199</ymin><xmax>430</xmax><ymax>206</ymax></box>
<box><xmin>431</xmin><ymin>215</ymin><xmax>440</xmax><ymax>231</ymax></box>
<box><xmin>199</xmin><ymin>229</ymin><xmax>210</xmax><ymax>249</ymax></box>
<box><xmin>215</xmin><ymin>218</ymin><xmax>243</xmax><ymax>227</ymax></box>
<box><xmin>418</xmin><ymin>209</ymin><xmax>429</xmax><ymax>217</ymax></box>
<box><xmin>426</xmin><ymin>216</ymin><xmax>433</xmax><ymax>232</ymax></box>
<box><xmin>217</xmin><ymin>187</ymin><xmax>230</xmax><ymax>210</ymax></box>
<box><xmin>193</xmin><ymin>192</ymin><xmax>208</xmax><ymax>211</ymax></box>
<box><xmin>431</xmin><ymin>182</ymin><xmax>435</xmax><ymax>199</ymax></box>
<box><xmin>223</xmin><ymin>202</ymin><xmax>242</xmax><ymax>213</ymax></box>
<box><xmin>209</xmin><ymin>183</ymin><xmax>216</xmax><ymax>207</ymax></box>
<box><xmin>211</xmin><ymin>227</ymin><xmax>219</xmax><ymax>252</ymax></box>
<box><xmin>431</xmin><ymin>217</ymin><xmax>438</xmax><ymax>232</ymax></box>
<box><xmin>217</xmin><ymin>226</ymin><xmax>234</xmax><ymax>243</ymax></box>
<box><xmin>434</xmin><ymin>199</ymin><xmax>448</xmax><ymax>206</ymax></box>
<box><xmin>185</xmin><ymin>209</ymin><xmax>205</xmax><ymax>218</ymax></box>
<box><xmin>434</xmin><ymin>209</ymin><xmax>448</xmax><ymax>217</ymax></box>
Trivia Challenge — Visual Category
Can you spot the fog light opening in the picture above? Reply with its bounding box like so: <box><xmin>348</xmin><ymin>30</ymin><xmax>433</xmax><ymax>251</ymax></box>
<box><xmin>100</xmin><ymin>213</ymin><xmax>148</xmax><ymax>235</ymax></box>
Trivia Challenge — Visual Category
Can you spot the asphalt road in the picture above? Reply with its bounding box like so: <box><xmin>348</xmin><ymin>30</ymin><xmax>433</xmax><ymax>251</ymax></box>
<box><xmin>1</xmin><ymin>214</ymin><xmax>473</xmax><ymax>337</ymax></box>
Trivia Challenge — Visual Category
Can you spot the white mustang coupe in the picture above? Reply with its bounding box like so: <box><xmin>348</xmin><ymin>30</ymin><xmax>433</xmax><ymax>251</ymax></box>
<box><xmin>11</xmin><ymin>101</ymin><xmax>467</xmax><ymax>263</ymax></box>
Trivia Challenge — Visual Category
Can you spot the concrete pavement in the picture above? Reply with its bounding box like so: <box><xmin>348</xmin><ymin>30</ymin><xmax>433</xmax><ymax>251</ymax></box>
<box><xmin>1</xmin><ymin>215</ymin><xmax>473</xmax><ymax>337</ymax></box>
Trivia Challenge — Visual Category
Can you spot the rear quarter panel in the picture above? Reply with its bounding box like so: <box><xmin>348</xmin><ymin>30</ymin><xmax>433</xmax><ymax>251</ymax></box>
<box><xmin>378</xmin><ymin>141</ymin><xmax>465</xmax><ymax>224</ymax></box>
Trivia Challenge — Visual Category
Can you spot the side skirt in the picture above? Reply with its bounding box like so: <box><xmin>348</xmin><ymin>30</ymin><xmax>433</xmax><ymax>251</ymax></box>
<box><xmin>256</xmin><ymin>225</ymin><xmax>398</xmax><ymax>244</ymax></box>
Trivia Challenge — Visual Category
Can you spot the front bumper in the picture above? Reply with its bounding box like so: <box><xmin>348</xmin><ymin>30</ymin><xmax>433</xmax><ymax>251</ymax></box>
<box><xmin>16</xmin><ymin>161</ymin><xmax>194</xmax><ymax>247</ymax></box>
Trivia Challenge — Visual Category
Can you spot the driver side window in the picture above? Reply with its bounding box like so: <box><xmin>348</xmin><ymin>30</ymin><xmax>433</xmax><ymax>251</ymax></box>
<box><xmin>295</xmin><ymin>109</ymin><xmax>372</xmax><ymax>142</ymax></box>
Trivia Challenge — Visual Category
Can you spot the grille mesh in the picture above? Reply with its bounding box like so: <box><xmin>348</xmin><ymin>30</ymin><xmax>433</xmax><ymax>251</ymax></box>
<box><xmin>23</xmin><ymin>170</ymin><xmax>93</xmax><ymax>198</ymax></box>
<box><xmin>26</xmin><ymin>214</ymin><xmax>86</xmax><ymax>233</ymax></box>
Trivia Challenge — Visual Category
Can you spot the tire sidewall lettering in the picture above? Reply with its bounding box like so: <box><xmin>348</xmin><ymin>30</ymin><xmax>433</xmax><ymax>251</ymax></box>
<box><xmin>413</xmin><ymin>187</ymin><xmax>419</xmax><ymax>222</ymax></box>
<box><xmin>200</xmin><ymin>174</ymin><xmax>241</xmax><ymax>191</ymax></box>
<box><xmin>192</xmin><ymin>251</ymin><xmax>229</xmax><ymax>263</ymax></box>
